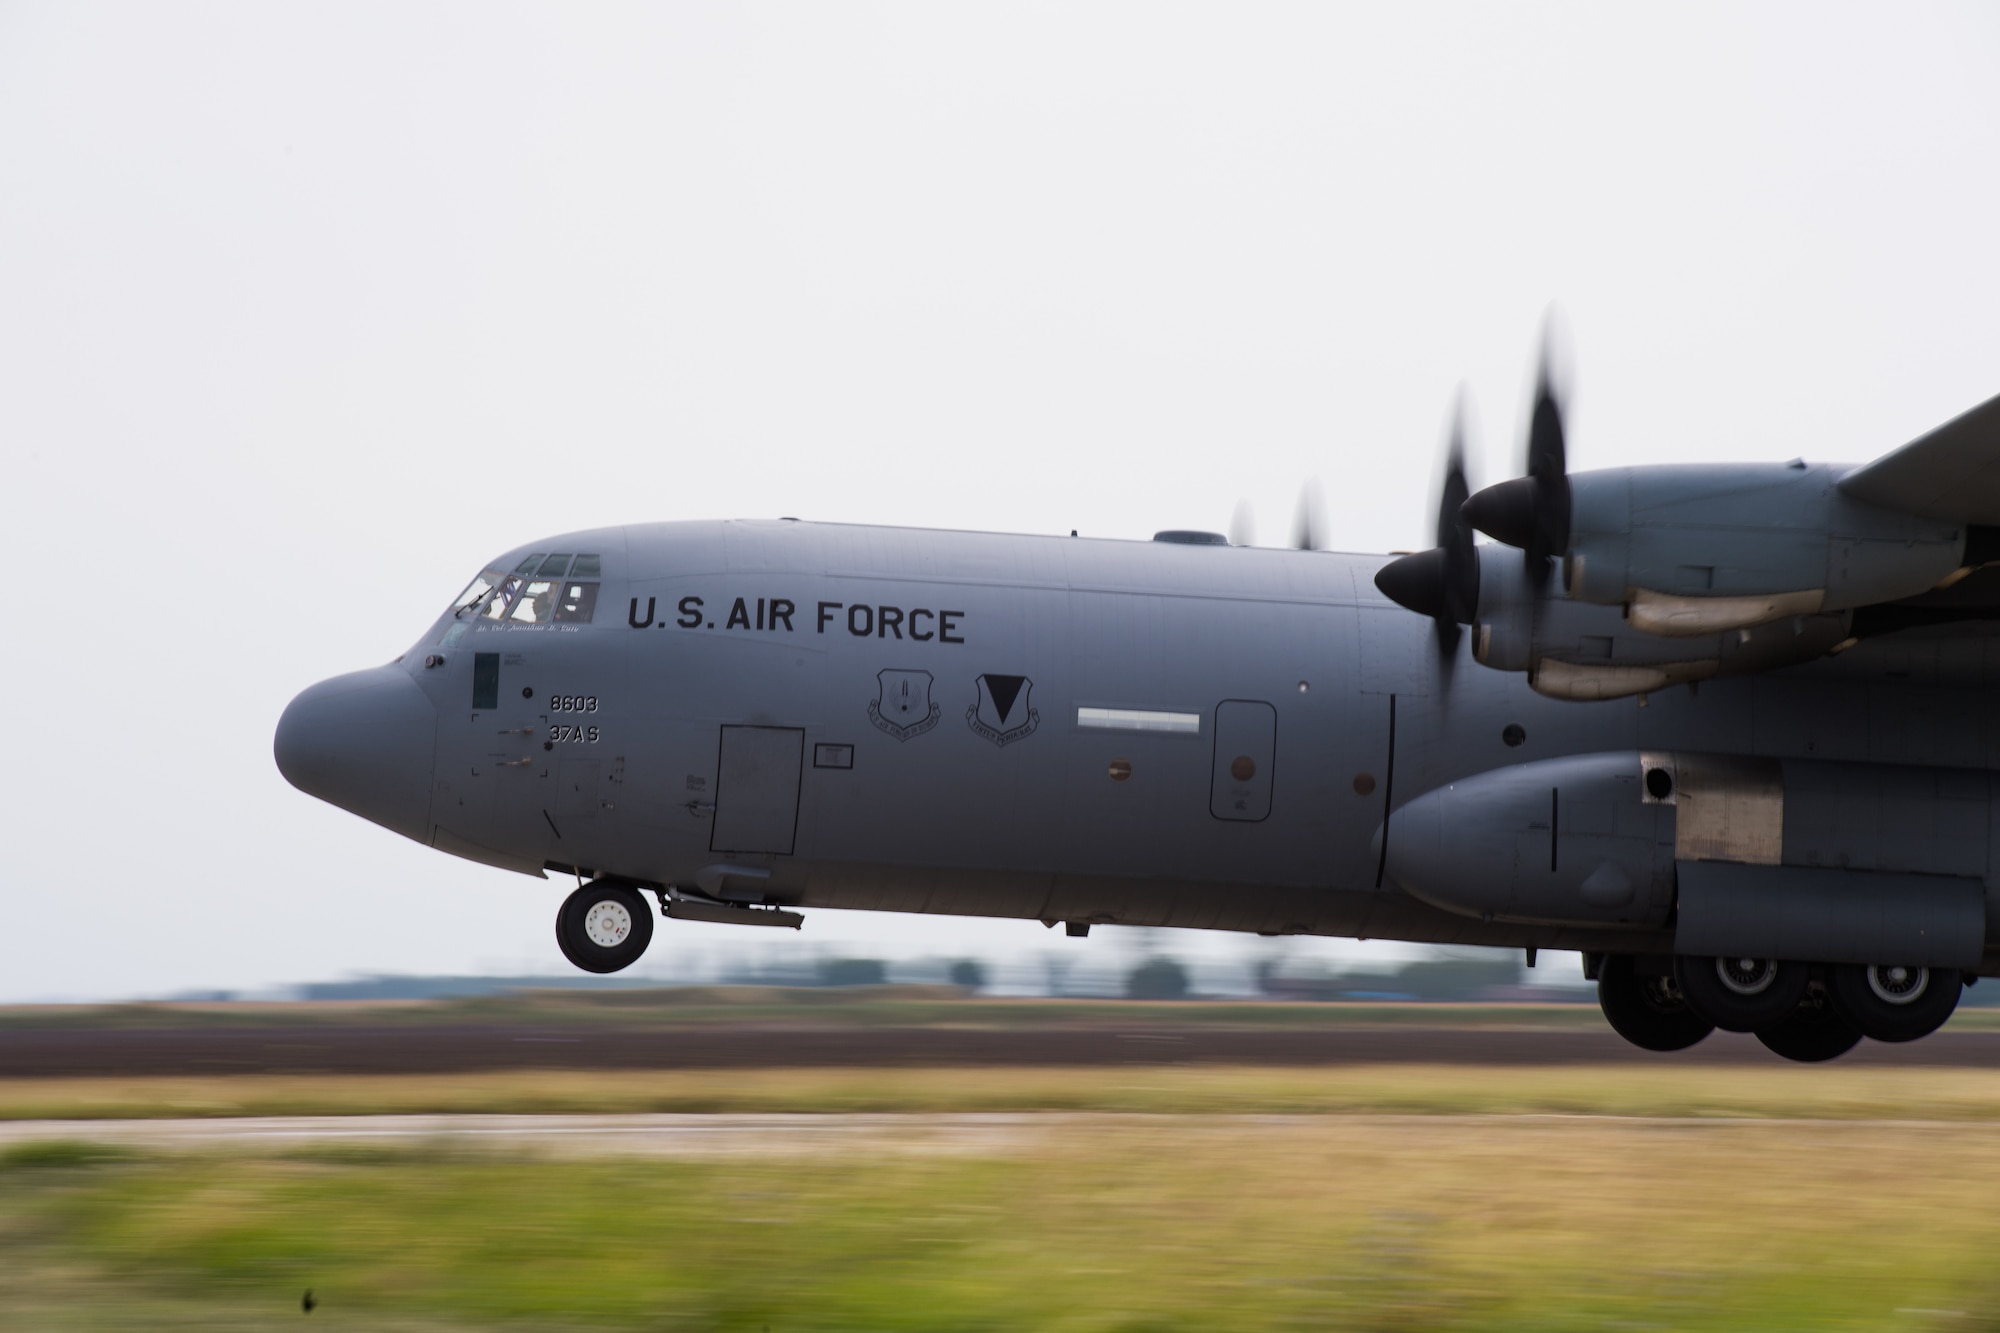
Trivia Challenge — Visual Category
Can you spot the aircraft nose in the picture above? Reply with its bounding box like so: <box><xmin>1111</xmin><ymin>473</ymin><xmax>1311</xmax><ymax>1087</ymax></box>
<box><xmin>275</xmin><ymin>665</ymin><xmax>438</xmax><ymax>843</ymax></box>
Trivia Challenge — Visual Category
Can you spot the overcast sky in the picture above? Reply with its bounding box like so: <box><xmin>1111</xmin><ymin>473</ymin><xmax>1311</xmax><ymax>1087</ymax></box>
<box><xmin>4</xmin><ymin>3</ymin><xmax>1998</xmax><ymax>1001</ymax></box>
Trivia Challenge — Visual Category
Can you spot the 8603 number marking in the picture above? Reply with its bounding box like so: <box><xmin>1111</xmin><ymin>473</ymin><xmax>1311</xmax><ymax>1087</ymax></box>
<box><xmin>550</xmin><ymin>695</ymin><xmax>599</xmax><ymax>713</ymax></box>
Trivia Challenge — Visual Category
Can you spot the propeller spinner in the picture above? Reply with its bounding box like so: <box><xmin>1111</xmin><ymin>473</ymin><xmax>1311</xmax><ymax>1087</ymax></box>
<box><xmin>1373</xmin><ymin>399</ymin><xmax>1480</xmax><ymax>653</ymax></box>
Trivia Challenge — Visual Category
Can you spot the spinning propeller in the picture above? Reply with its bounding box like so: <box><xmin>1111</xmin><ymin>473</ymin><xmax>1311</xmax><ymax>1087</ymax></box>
<box><xmin>1374</xmin><ymin>324</ymin><xmax>1575</xmax><ymax>661</ymax></box>
<box><xmin>1461</xmin><ymin>349</ymin><xmax>1572</xmax><ymax>586</ymax></box>
<box><xmin>1228</xmin><ymin>479</ymin><xmax>1331</xmax><ymax>550</ymax></box>
<box><xmin>1290</xmin><ymin>478</ymin><xmax>1329</xmax><ymax>552</ymax></box>
<box><xmin>1372</xmin><ymin>397</ymin><xmax>1480</xmax><ymax>659</ymax></box>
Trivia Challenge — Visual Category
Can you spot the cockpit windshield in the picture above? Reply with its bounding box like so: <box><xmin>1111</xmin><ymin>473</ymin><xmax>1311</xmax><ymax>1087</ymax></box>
<box><xmin>480</xmin><ymin>574</ymin><xmax>526</xmax><ymax>621</ymax></box>
<box><xmin>447</xmin><ymin>553</ymin><xmax>602</xmax><ymax>628</ymax></box>
<box><xmin>450</xmin><ymin>572</ymin><xmax>499</xmax><ymax>614</ymax></box>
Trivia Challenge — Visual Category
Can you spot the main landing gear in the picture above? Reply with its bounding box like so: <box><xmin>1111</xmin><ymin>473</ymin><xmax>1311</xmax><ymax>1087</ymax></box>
<box><xmin>1752</xmin><ymin>985</ymin><xmax>1860</xmax><ymax>1063</ymax></box>
<box><xmin>555</xmin><ymin>879</ymin><xmax>654</xmax><ymax>974</ymax></box>
<box><xmin>1595</xmin><ymin>955</ymin><xmax>1715</xmax><ymax>1052</ymax></box>
<box><xmin>1596</xmin><ymin>954</ymin><xmax>1966</xmax><ymax>1062</ymax></box>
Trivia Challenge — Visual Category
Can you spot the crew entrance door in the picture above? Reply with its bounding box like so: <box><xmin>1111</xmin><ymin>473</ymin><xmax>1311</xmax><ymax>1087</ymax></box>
<box><xmin>710</xmin><ymin>725</ymin><xmax>805</xmax><ymax>855</ymax></box>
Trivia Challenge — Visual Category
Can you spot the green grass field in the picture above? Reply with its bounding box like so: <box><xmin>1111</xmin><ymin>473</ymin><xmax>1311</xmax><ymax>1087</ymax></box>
<box><xmin>8</xmin><ymin>996</ymin><xmax>2000</xmax><ymax>1328</ymax></box>
<box><xmin>6</xmin><ymin>1109</ymin><xmax>2000</xmax><ymax>1331</ymax></box>
<box><xmin>11</xmin><ymin>1062</ymin><xmax>2000</xmax><ymax>1121</ymax></box>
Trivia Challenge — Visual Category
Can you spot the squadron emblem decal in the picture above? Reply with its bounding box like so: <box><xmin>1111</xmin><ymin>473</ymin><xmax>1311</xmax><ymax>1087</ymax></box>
<box><xmin>967</xmin><ymin>674</ymin><xmax>1039</xmax><ymax>746</ymax></box>
<box><xmin>868</xmin><ymin>669</ymin><xmax>941</xmax><ymax>741</ymax></box>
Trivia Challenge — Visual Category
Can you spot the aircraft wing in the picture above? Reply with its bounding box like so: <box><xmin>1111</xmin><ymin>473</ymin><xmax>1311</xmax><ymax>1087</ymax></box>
<box><xmin>1837</xmin><ymin>389</ymin><xmax>2000</xmax><ymax>523</ymax></box>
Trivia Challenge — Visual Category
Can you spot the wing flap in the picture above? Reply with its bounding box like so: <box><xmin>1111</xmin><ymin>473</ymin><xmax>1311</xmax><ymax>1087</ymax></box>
<box><xmin>1838</xmin><ymin>389</ymin><xmax>2000</xmax><ymax>522</ymax></box>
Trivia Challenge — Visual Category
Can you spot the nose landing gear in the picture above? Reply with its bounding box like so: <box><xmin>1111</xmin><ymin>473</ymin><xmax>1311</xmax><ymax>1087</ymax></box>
<box><xmin>555</xmin><ymin>880</ymin><xmax>655</xmax><ymax>974</ymax></box>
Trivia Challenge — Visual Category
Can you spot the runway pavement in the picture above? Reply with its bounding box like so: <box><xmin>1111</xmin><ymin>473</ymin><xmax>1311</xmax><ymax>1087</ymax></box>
<box><xmin>0</xmin><ymin>1112</ymin><xmax>1054</xmax><ymax>1156</ymax></box>
<box><xmin>4</xmin><ymin>1022</ymin><xmax>2000</xmax><ymax>1075</ymax></box>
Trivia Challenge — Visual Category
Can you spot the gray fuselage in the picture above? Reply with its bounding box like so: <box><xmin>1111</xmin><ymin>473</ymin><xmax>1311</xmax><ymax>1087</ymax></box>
<box><xmin>276</xmin><ymin>518</ymin><xmax>2000</xmax><ymax>964</ymax></box>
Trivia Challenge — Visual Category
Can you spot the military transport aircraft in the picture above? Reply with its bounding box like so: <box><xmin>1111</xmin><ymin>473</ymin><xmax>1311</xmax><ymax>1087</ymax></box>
<box><xmin>276</xmin><ymin>350</ymin><xmax>2000</xmax><ymax>1063</ymax></box>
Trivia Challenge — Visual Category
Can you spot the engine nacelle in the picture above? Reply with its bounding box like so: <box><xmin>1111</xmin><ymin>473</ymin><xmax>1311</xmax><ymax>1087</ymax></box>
<box><xmin>1382</xmin><ymin>753</ymin><xmax>1677</xmax><ymax>928</ymax></box>
<box><xmin>1563</xmin><ymin>463</ymin><xmax>1966</xmax><ymax>634</ymax></box>
<box><xmin>1469</xmin><ymin>546</ymin><xmax>1851</xmax><ymax>700</ymax></box>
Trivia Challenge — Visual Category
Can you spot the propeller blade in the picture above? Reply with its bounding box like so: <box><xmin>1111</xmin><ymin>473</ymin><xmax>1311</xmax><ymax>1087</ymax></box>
<box><xmin>1523</xmin><ymin>365</ymin><xmax>1571</xmax><ymax>565</ymax></box>
<box><xmin>1436</xmin><ymin>400</ymin><xmax>1478</xmax><ymax>626</ymax></box>
<box><xmin>1229</xmin><ymin>498</ymin><xmax>1256</xmax><ymax>548</ymax></box>
<box><xmin>1460</xmin><ymin>327</ymin><xmax>1572</xmax><ymax>582</ymax></box>
<box><xmin>1290</xmin><ymin>478</ymin><xmax>1328</xmax><ymax>551</ymax></box>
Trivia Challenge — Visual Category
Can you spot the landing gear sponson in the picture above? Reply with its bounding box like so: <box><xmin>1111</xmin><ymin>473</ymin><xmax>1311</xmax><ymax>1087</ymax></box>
<box><xmin>1592</xmin><ymin>954</ymin><xmax>1965</xmax><ymax>1062</ymax></box>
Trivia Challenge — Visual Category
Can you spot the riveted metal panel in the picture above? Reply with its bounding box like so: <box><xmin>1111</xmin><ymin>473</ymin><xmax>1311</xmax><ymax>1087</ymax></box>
<box><xmin>1674</xmin><ymin>754</ymin><xmax>1783</xmax><ymax>864</ymax></box>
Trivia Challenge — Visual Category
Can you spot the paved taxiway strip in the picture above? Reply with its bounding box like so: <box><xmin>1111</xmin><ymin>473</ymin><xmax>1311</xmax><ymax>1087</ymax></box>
<box><xmin>2</xmin><ymin>1112</ymin><xmax>1991</xmax><ymax>1157</ymax></box>
<box><xmin>12</xmin><ymin>1025</ymin><xmax>2000</xmax><ymax>1075</ymax></box>
<box><xmin>0</xmin><ymin>1113</ymin><xmax>1055</xmax><ymax>1157</ymax></box>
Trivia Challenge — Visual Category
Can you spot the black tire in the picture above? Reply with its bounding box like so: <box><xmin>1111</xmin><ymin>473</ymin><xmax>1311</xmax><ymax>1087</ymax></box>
<box><xmin>1754</xmin><ymin>984</ymin><xmax>1862</xmax><ymax>1063</ymax></box>
<box><xmin>1673</xmin><ymin>955</ymin><xmax>1810</xmax><ymax>1033</ymax></box>
<box><xmin>1598</xmin><ymin>954</ymin><xmax>1714</xmax><ymax>1052</ymax></box>
<box><xmin>553</xmin><ymin>909</ymin><xmax>588</xmax><ymax>970</ymax></box>
<box><xmin>556</xmin><ymin>881</ymin><xmax>654</xmax><ymax>975</ymax></box>
<box><xmin>1829</xmin><ymin>963</ymin><xmax>1961</xmax><ymax>1043</ymax></box>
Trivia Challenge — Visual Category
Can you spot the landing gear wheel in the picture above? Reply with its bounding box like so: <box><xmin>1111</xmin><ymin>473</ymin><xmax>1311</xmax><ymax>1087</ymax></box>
<box><xmin>1673</xmin><ymin>955</ymin><xmax>1810</xmax><ymax>1033</ymax></box>
<box><xmin>1754</xmin><ymin>984</ymin><xmax>1862</xmax><ymax>1063</ymax></box>
<box><xmin>556</xmin><ymin>881</ymin><xmax>654</xmax><ymax>974</ymax></box>
<box><xmin>1598</xmin><ymin>954</ymin><xmax>1714</xmax><ymax>1052</ymax></box>
<box><xmin>553</xmin><ymin>913</ymin><xmax>586</xmax><ymax>970</ymax></box>
<box><xmin>1829</xmin><ymin>963</ymin><xmax>1961</xmax><ymax>1043</ymax></box>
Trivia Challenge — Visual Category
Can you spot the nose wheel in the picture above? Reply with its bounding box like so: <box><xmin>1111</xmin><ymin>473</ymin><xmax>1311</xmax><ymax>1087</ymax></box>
<box><xmin>555</xmin><ymin>880</ymin><xmax>655</xmax><ymax>974</ymax></box>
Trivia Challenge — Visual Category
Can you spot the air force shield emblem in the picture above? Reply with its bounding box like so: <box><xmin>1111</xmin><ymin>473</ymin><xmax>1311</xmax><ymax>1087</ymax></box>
<box><xmin>967</xmin><ymin>673</ymin><xmax>1039</xmax><ymax>746</ymax></box>
<box><xmin>868</xmin><ymin>669</ymin><xmax>941</xmax><ymax>740</ymax></box>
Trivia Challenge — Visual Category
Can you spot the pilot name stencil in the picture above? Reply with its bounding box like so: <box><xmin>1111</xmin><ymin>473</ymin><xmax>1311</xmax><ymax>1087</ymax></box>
<box><xmin>967</xmin><ymin>674</ymin><xmax>1038</xmax><ymax>746</ymax></box>
<box><xmin>869</xmin><ymin>669</ymin><xmax>941</xmax><ymax>741</ymax></box>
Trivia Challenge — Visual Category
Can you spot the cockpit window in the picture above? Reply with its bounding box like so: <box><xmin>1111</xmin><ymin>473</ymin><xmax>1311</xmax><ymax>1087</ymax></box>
<box><xmin>554</xmin><ymin>581</ymin><xmax>600</xmax><ymax>622</ymax></box>
<box><xmin>451</xmin><ymin>571</ymin><xmax>501</xmax><ymax>614</ymax></box>
<box><xmin>480</xmin><ymin>574</ymin><xmax>525</xmax><ymax>620</ymax></box>
<box><xmin>447</xmin><ymin>554</ymin><xmax>601</xmax><ymax>628</ymax></box>
<box><xmin>509</xmin><ymin>579</ymin><xmax>559</xmax><ymax>624</ymax></box>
